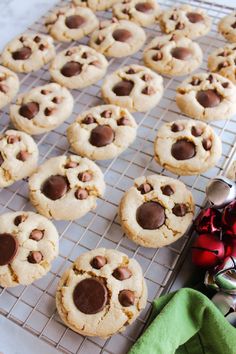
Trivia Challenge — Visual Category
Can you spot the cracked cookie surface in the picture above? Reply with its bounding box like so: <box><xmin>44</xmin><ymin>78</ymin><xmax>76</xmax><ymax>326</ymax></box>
<box><xmin>218</xmin><ymin>11</ymin><xmax>236</xmax><ymax>43</ymax></box>
<box><xmin>1</xmin><ymin>33</ymin><xmax>56</xmax><ymax>73</ymax></box>
<box><xmin>154</xmin><ymin>119</ymin><xmax>222</xmax><ymax>176</ymax></box>
<box><xmin>112</xmin><ymin>0</ymin><xmax>161</xmax><ymax>27</ymax></box>
<box><xmin>101</xmin><ymin>64</ymin><xmax>163</xmax><ymax>112</ymax></box>
<box><xmin>159</xmin><ymin>5</ymin><xmax>211</xmax><ymax>39</ymax></box>
<box><xmin>73</xmin><ymin>0</ymin><xmax>120</xmax><ymax>11</ymax></box>
<box><xmin>143</xmin><ymin>34</ymin><xmax>202</xmax><ymax>76</ymax></box>
<box><xmin>0</xmin><ymin>66</ymin><xmax>19</xmax><ymax>109</ymax></box>
<box><xmin>89</xmin><ymin>19</ymin><xmax>146</xmax><ymax>58</ymax></box>
<box><xmin>10</xmin><ymin>83</ymin><xmax>74</xmax><ymax>135</ymax></box>
<box><xmin>176</xmin><ymin>73</ymin><xmax>236</xmax><ymax>121</ymax></box>
<box><xmin>29</xmin><ymin>155</ymin><xmax>105</xmax><ymax>220</ymax></box>
<box><xmin>0</xmin><ymin>211</ymin><xmax>59</xmax><ymax>287</ymax></box>
<box><xmin>67</xmin><ymin>104</ymin><xmax>137</xmax><ymax>160</ymax></box>
<box><xmin>208</xmin><ymin>43</ymin><xmax>236</xmax><ymax>84</ymax></box>
<box><xmin>50</xmin><ymin>45</ymin><xmax>108</xmax><ymax>89</ymax></box>
<box><xmin>56</xmin><ymin>248</ymin><xmax>147</xmax><ymax>337</ymax></box>
<box><xmin>119</xmin><ymin>175</ymin><xmax>195</xmax><ymax>248</ymax></box>
<box><xmin>0</xmin><ymin>130</ymin><xmax>38</xmax><ymax>187</ymax></box>
<box><xmin>45</xmin><ymin>5</ymin><xmax>99</xmax><ymax>42</ymax></box>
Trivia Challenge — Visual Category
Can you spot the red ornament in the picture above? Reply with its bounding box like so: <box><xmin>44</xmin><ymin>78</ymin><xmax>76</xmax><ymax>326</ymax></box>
<box><xmin>223</xmin><ymin>236</ymin><xmax>236</xmax><ymax>258</ymax></box>
<box><xmin>195</xmin><ymin>208</ymin><xmax>222</xmax><ymax>235</ymax></box>
<box><xmin>222</xmin><ymin>200</ymin><xmax>236</xmax><ymax>237</ymax></box>
<box><xmin>191</xmin><ymin>233</ymin><xmax>225</xmax><ymax>268</ymax></box>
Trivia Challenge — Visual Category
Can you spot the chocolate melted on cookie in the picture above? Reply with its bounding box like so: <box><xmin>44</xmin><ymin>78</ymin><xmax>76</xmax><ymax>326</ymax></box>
<box><xmin>136</xmin><ymin>201</ymin><xmax>165</xmax><ymax>229</ymax></box>
<box><xmin>186</xmin><ymin>12</ymin><xmax>204</xmax><ymax>23</ymax></box>
<box><xmin>113</xmin><ymin>80</ymin><xmax>134</xmax><ymax>96</ymax></box>
<box><xmin>0</xmin><ymin>233</ymin><xmax>19</xmax><ymax>266</ymax></box>
<box><xmin>41</xmin><ymin>175</ymin><xmax>69</xmax><ymax>200</ymax></box>
<box><xmin>12</xmin><ymin>46</ymin><xmax>32</xmax><ymax>60</ymax></box>
<box><xmin>196</xmin><ymin>89</ymin><xmax>221</xmax><ymax>108</ymax></box>
<box><xmin>19</xmin><ymin>102</ymin><xmax>39</xmax><ymax>119</ymax></box>
<box><xmin>65</xmin><ymin>15</ymin><xmax>85</xmax><ymax>29</ymax></box>
<box><xmin>112</xmin><ymin>29</ymin><xmax>132</xmax><ymax>42</ymax></box>
<box><xmin>171</xmin><ymin>47</ymin><xmax>192</xmax><ymax>60</ymax></box>
<box><xmin>112</xmin><ymin>267</ymin><xmax>132</xmax><ymax>280</ymax></box>
<box><xmin>171</xmin><ymin>139</ymin><xmax>196</xmax><ymax>160</ymax></box>
<box><xmin>135</xmin><ymin>2</ymin><xmax>154</xmax><ymax>12</ymax></box>
<box><xmin>61</xmin><ymin>61</ymin><xmax>82</xmax><ymax>77</ymax></box>
<box><xmin>89</xmin><ymin>125</ymin><xmax>114</xmax><ymax>147</ymax></box>
<box><xmin>118</xmin><ymin>289</ymin><xmax>135</xmax><ymax>307</ymax></box>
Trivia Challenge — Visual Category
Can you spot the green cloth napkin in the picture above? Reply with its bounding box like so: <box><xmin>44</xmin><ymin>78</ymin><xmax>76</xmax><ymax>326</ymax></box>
<box><xmin>129</xmin><ymin>288</ymin><xmax>236</xmax><ymax>354</ymax></box>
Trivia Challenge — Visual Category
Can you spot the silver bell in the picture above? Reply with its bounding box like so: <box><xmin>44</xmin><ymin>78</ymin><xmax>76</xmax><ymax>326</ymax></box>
<box><xmin>212</xmin><ymin>292</ymin><xmax>236</xmax><ymax>328</ymax></box>
<box><xmin>206</xmin><ymin>176</ymin><xmax>236</xmax><ymax>209</ymax></box>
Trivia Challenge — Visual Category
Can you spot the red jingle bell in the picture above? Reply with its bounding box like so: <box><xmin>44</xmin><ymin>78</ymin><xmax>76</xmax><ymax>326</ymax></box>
<box><xmin>222</xmin><ymin>200</ymin><xmax>236</xmax><ymax>237</ymax></box>
<box><xmin>191</xmin><ymin>233</ymin><xmax>225</xmax><ymax>268</ymax></box>
<box><xmin>194</xmin><ymin>208</ymin><xmax>222</xmax><ymax>235</ymax></box>
<box><xmin>223</xmin><ymin>236</ymin><xmax>236</xmax><ymax>258</ymax></box>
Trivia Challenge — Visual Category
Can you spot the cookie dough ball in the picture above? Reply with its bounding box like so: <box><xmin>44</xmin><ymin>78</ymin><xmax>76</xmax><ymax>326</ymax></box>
<box><xmin>0</xmin><ymin>66</ymin><xmax>19</xmax><ymax>109</ymax></box>
<box><xmin>218</xmin><ymin>11</ymin><xmax>236</xmax><ymax>43</ymax></box>
<box><xmin>208</xmin><ymin>43</ymin><xmax>236</xmax><ymax>84</ymax></box>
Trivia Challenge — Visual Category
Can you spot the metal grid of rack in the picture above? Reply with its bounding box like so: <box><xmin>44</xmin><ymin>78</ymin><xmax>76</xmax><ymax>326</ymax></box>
<box><xmin>0</xmin><ymin>0</ymin><xmax>235</xmax><ymax>353</ymax></box>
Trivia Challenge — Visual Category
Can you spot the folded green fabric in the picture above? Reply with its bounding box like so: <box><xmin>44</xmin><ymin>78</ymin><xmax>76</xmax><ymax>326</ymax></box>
<box><xmin>129</xmin><ymin>288</ymin><xmax>236</xmax><ymax>354</ymax></box>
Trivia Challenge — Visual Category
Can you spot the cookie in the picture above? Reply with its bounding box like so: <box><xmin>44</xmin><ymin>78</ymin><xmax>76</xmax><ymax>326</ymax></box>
<box><xmin>0</xmin><ymin>130</ymin><xmax>38</xmax><ymax>187</ymax></box>
<box><xmin>0</xmin><ymin>66</ymin><xmax>19</xmax><ymax>109</ymax></box>
<box><xmin>1</xmin><ymin>33</ymin><xmax>56</xmax><ymax>73</ymax></box>
<box><xmin>218</xmin><ymin>11</ymin><xmax>236</xmax><ymax>43</ymax></box>
<box><xmin>208</xmin><ymin>43</ymin><xmax>236</xmax><ymax>84</ymax></box>
<box><xmin>119</xmin><ymin>175</ymin><xmax>195</xmax><ymax>248</ymax></box>
<box><xmin>154</xmin><ymin>119</ymin><xmax>222</xmax><ymax>176</ymax></box>
<box><xmin>73</xmin><ymin>0</ymin><xmax>119</xmax><ymax>11</ymax></box>
<box><xmin>176</xmin><ymin>73</ymin><xmax>236</xmax><ymax>121</ymax></box>
<box><xmin>101</xmin><ymin>64</ymin><xmax>163</xmax><ymax>112</ymax></box>
<box><xmin>143</xmin><ymin>34</ymin><xmax>202</xmax><ymax>77</ymax></box>
<box><xmin>50</xmin><ymin>45</ymin><xmax>108</xmax><ymax>90</ymax></box>
<box><xmin>112</xmin><ymin>0</ymin><xmax>161</xmax><ymax>27</ymax></box>
<box><xmin>159</xmin><ymin>5</ymin><xmax>211</xmax><ymax>39</ymax></box>
<box><xmin>227</xmin><ymin>161</ymin><xmax>236</xmax><ymax>181</ymax></box>
<box><xmin>10</xmin><ymin>83</ymin><xmax>74</xmax><ymax>135</ymax></box>
<box><xmin>56</xmin><ymin>248</ymin><xmax>147</xmax><ymax>337</ymax></box>
<box><xmin>89</xmin><ymin>19</ymin><xmax>146</xmax><ymax>58</ymax></box>
<box><xmin>29</xmin><ymin>155</ymin><xmax>105</xmax><ymax>220</ymax></box>
<box><xmin>45</xmin><ymin>5</ymin><xmax>98</xmax><ymax>42</ymax></box>
<box><xmin>67</xmin><ymin>105</ymin><xmax>137</xmax><ymax>160</ymax></box>
<box><xmin>0</xmin><ymin>211</ymin><xmax>59</xmax><ymax>288</ymax></box>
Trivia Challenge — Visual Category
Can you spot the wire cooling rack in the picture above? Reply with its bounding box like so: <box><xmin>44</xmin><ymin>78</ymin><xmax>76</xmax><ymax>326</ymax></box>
<box><xmin>0</xmin><ymin>0</ymin><xmax>236</xmax><ymax>353</ymax></box>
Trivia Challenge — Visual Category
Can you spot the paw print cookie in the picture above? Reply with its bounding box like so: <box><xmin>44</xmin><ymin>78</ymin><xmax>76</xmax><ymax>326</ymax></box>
<box><xmin>0</xmin><ymin>66</ymin><xmax>19</xmax><ymax>109</ymax></box>
<box><xmin>218</xmin><ymin>11</ymin><xmax>236</xmax><ymax>43</ymax></box>
<box><xmin>1</xmin><ymin>33</ymin><xmax>56</xmax><ymax>73</ymax></box>
<box><xmin>119</xmin><ymin>175</ymin><xmax>195</xmax><ymax>248</ymax></box>
<box><xmin>0</xmin><ymin>211</ymin><xmax>59</xmax><ymax>288</ymax></box>
<box><xmin>208</xmin><ymin>43</ymin><xmax>236</xmax><ymax>84</ymax></box>
<box><xmin>143</xmin><ymin>34</ymin><xmax>202</xmax><ymax>77</ymax></box>
<box><xmin>10</xmin><ymin>83</ymin><xmax>74</xmax><ymax>135</ymax></box>
<box><xmin>89</xmin><ymin>19</ymin><xmax>146</xmax><ymax>58</ymax></box>
<box><xmin>45</xmin><ymin>5</ymin><xmax>98</xmax><ymax>42</ymax></box>
<box><xmin>67</xmin><ymin>105</ymin><xmax>137</xmax><ymax>160</ymax></box>
<box><xmin>154</xmin><ymin>119</ymin><xmax>222</xmax><ymax>175</ymax></box>
<box><xmin>176</xmin><ymin>73</ymin><xmax>236</xmax><ymax>121</ymax></box>
<box><xmin>112</xmin><ymin>0</ymin><xmax>161</xmax><ymax>27</ymax></box>
<box><xmin>101</xmin><ymin>64</ymin><xmax>163</xmax><ymax>112</ymax></box>
<box><xmin>50</xmin><ymin>45</ymin><xmax>108</xmax><ymax>89</ymax></box>
<box><xmin>0</xmin><ymin>130</ymin><xmax>38</xmax><ymax>187</ymax></box>
<box><xmin>73</xmin><ymin>0</ymin><xmax>120</xmax><ymax>11</ymax></box>
<box><xmin>159</xmin><ymin>5</ymin><xmax>211</xmax><ymax>39</ymax></box>
<box><xmin>29</xmin><ymin>155</ymin><xmax>105</xmax><ymax>220</ymax></box>
<box><xmin>56</xmin><ymin>248</ymin><xmax>147</xmax><ymax>337</ymax></box>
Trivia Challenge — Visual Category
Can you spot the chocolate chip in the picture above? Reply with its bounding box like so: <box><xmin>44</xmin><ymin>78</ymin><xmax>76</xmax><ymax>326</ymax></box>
<box><xmin>82</xmin><ymin>115</ymin><xmax>96</xmax><ymax>124</ymax></box>
<box><xmin>44</xmin><ymin>107</ymin><xmax>55</xmax><ymax>116</ymax></box>
<box><xmin>73</xmin><ymin>278</ymin><xmax>108</xmax><ymax>314</ymax></box>
<box><xmin>65</xmin><ymin>50</ymin><xmax>73</xmax><ymax>56</ymax></box>
<box><xmin>16</xmin><ymin>150</ymin><xmax>30</xmax><ymax>161</ymax></box>
<box><xmin>41</xmin><ymin>89</ymin><xmax>50</xmax><ymax>95</ymax></box>
<box><xmin>118</xmin><ymin>289</ymin><xmax>135</xmax><ymax>307</ymax></box>
<box><xmin>19</xmin><ymin>36</ymin><xmax>25</xmax><ymax>42</ymax></box>
<box><xmin>101</xmin><ymin>110</ymin><xmax>112</xmax><ymax>118</ymax></box>
<box><xmin>19</xmin><ymin>102</ymin><xmax>39</xmax><ymax>120</ymax></box>
<box><xmin>39</xmin><ymin>44</ymin><xmax>46</xmax><ymax>51</ymax></box>
<box><xmin>161</xmin><ymin>185</ymin><xmax>174</xmax><ymax>196</ymax></box>
<box><xmin>171</xmin><ymin>139</ymin><xmax>196</xmax><ymax>160</ymax></box>
<box><xmin>152</xmin><ymin>52</ymin><xmax>163</xmax><ymax>61</ymax></box>
<box><xmin>135</xmin><ymin>2</ymin><xmax>153</xmax><ymax>12</ymax></box>
<box><xmin>7</xmin><ymin>135</ymin><xmax>20</xmax><ymax>144</ymax></box>
<box><xmin>0</xmin><ymin>83</ymin><xmax>8</xmax><ymax>93</ymax></box>
<box><xmin>191</xmin><ymin>77</ymin><xmax>201</xmax><ymax>86</ymax></box>
<box><xmin>222</xmin><ymin>82</ymin><xmax>229</xmax><ymax>88</ymax></box>
<box><xmin>171</xmin><ymin>47</ymin><xmax>192</xmax><ymax>60</ymax></box>
<box><xmin>65</xmin><ymin>161</ymin><xmax>78</xmax><ymax>169</ymax></box>
<box><xmin>218</xmin><ymin>51</ymin><xmax>228</xmax><ymax>57</ymax></box>
<box><xmin>126</xmin><ymin>68</ymin><xmax>135</xmax><ymax>74</ymax></box>
<box><xmin>117</xmin><ymin>117</ymin><xmax>130</xmax><ymax>126</ymax></box>
<box><xmin>28</xmin><ymin>251</ymin><xmax>43</xmax><ymax>264</ymax></box>
<box><xmin>78</xmin><ymin>171</ymin><xmax>92</xmax><ymax>182</ymax></box>
<box><xmin>186</xmin><ymin>12</ymin><xmax>203</xmax><ymax>23</ymax></box>
<box><xmin>170</xmin><ymin>13</ymin><xmax>178</xmax><ymax>21</ymax></box>
<box><xmin>34</xmin><ymin>35</ymin><xmax>41</xmax><ymax>43</ymax></box>
<box><xmin>91</xmin><ymin>256</ymin><xmax>107</xmax><ymax>269</ymax></box>
<box><xmin>112</xmin><ymin>29</ymin><xmax>132</xmax><ymax>42</ymax></box>
<box><xmin>142</xmin><ymin>74</ymin><xmax>152</xmax><ymax>81</ymax></box>
<box><xmin>96</xmin><ymin>35</ymin><xmax>104</xmax><ymax>45</ymax></box>
<box><xmin>75</xmin><ymin>188</ymin><xmax>88</xmax><ymax>200</ymax></box>
<box><xmin>142</xmin><ymin>86</ymin><xmax>155</xmax><ymax>95</ymax></box>
<box><xmin>207</xmin><ymin>74</ymin><xmax>214</xmax><ymax>83</ymax></box>
<box><xmin>175</xmin><ymin>22</ymin><xmax>185</xmax><ymax>30</ymax></box>
<box><xmin>172</xmin><ymin>203</ymin><xmax>187</xmax><ymax>217</ymax></box>
<box><xmin>191</xmin><ymin>126</ymin><xmax>203</xmax><ymax>137</ymax></box>
<box><xmin>136</xmin><ymin>202</ymin><xmax>165</xmax><ymax>230</ymax></box>
<box><xmin>61</xmin><ymin>61</ymin><xmax>82</xmax><ymax>77</ymax></box>
<box><xmin>41</xmin><ymin>175</ymin><xmax>69</xmax><ymax>200</ymax></box>
<box><xmin>52</xmin><ymin>97</ymin><xmax>63</xmax><ymax>104</ymax></box>
<box><xmin>196</xmin><ymin>89</ymin><xmax>221</xmax><ymax>108</ymax></box>
<box><xmin>137</xmin><ymin>183</ymin><xmax>153</xmax><ymax>194</ymax></box>
<box><xmin>171</xmin><ymin>122</ymin><xmax>184</xmax><ymax>132</ymax></box>
<box><xmin>29</xmin><ymin>229</ymin><xmax>44</xmax><ymax>241</ymax></box>
<box><xmin>113</xmin><ymin>80</ymin><xmax>134</xmax><ymax>96</ymax></box>
<box><xmin>65</xmin><ymin>15</ymin><xmax>85</xmax><ymax>29</ymax></box>
<box><xmin>0</xmin><ymin>153</ymin><xmax>3</xmax><ymax>166</ymax></box>
<box><xmin>218</xmin><ymin>61</ymin><xmax>229</xmax><ymax>69</ymax></box>
<box><xmin>202</xmin><ymin>138</ymin><xmax>212</xmax><ymax>150</ymax></box>
<box><xmin>112</xmin><ymin>267</ymin><xmax>132</xmax><ymax>280</ymax></box>
<box><xmin>89</xmin><ymin>125</ymin><xmax>114</xmax><ymax>147</ymax></box>
<box><xmin>231</xmin><ymin>21</ymin><xmax>236</xmax><ymax>29</ymax></box>
<box><xmin>0</xmin><ymin>233</ymin><xmax>18</xmax><ymax>266</ymax></box>
<box><xmin>12</xmin><ymin>46</ymin><xmax>32</xmax><ymax>60</ymax></box>
<box><xmin>14</xmin><ymin>214</ymin><xmax>27</xmax><ymax>226</ymax></box>
<box><xmin>82</xmin><ymin>52</ymin><xmax>88</xmax><ymax>59</ymax></box>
